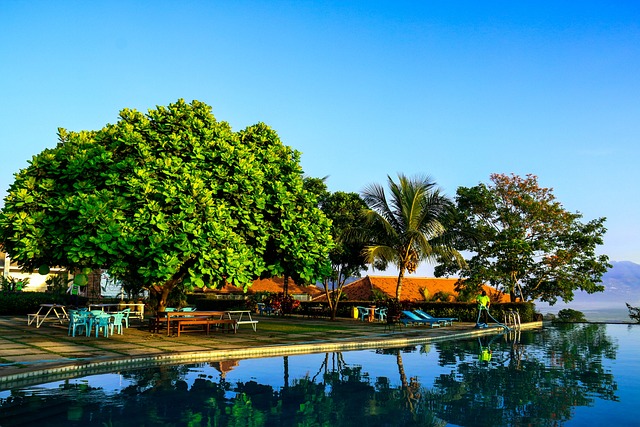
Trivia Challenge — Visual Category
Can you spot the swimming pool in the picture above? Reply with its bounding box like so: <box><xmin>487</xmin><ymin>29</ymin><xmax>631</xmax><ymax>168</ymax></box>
<box><xmin>1</xmin><ymin>323</ymin><xmax>638</xmax><ymax>426</ymax></box>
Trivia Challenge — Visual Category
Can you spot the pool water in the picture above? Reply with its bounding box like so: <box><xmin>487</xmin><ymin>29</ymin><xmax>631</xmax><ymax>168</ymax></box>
<box><xmin>1</xmin><ymin>323</ymin><xmax>638</xmax><ymax>426</ymax></box>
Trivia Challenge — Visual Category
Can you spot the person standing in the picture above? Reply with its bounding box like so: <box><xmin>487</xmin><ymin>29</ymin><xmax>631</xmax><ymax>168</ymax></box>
<box><xmin>68</xmin><ymin>282</ymin><xmax>81</xmax><ymax>307</ymax></box>
<box><xmin>476</xmin><ymin>290</ymin><xmax>490</xmax><ymax>327</ymax></box>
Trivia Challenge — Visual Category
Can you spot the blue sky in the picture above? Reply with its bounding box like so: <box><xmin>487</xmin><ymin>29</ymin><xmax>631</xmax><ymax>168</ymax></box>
<box><xmin>1</xmin><ymin>1</ymin><xmax>639</xmax><ymax>270</ymax></box>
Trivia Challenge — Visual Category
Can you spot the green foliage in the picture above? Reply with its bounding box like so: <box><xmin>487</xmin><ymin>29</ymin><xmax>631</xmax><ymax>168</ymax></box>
<box><xmin>45</xmin><ymin>273</ymin><xmax>70</xmax><ymax>295</ymax></box>
<box><xmin>437</xmin><ymin>173</ymin><xmax>610</xmax><ymax>303</ymax></box>
<box><xmin>263</xmin><ymin>292</ymin><xmax>300</xmax><ymax>315</ymax></box>
<box><xmin>625</xmin><ymin>303</ymin><xmax>640</xmax><ymax>323</ymax></box>
<box><xmin>0</xmin><ymin>100</ymin><xmax>333</xmax><ymax>309</ymax></box>
<box><xmin>315</xmin><ymin>187</ymin><xmax>369</xmax><ymax>319</ymax></box>
<box><xmin>432</xmin><ymin>291</ymin><xmax>452</xmax><ymax>302</ymax></box>
<box><xmin>359</xmin><ymin>174</ymin><xmax>462</xmax><ymax>300</ymax></box>
<box><xmin>0</xmin><ymin>275</ymin><xmax>28</xmax><ymax>292</ymax></box>
<box><xmin>555</xmin><ymin>308</ymin><xmax>587</xmax><ymax>323</ymax></box>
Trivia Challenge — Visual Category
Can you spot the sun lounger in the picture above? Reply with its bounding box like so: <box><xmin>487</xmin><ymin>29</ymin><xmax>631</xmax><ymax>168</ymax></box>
<box><xmin>400</xmin><ymin>310</ymin><xmax>441</xmax><ymax>327</ymax></box>
<box><xmin>413</xmin><ymin>309</ymin><xmax>457</xmax><ymax>326</ymax></box>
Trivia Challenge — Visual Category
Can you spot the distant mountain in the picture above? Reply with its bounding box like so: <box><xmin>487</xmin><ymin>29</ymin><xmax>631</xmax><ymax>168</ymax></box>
<box><xmin>602</xmin><ymin>261</ymin><xmax>640</xmax><ymax>290</ymax></box>
<box><xmin>594</xmin><ymin>261</ymin><xmax>640</xmax><ymax>305</ymax></box>
<box><xmin>536</xmin><ymin>260</ymin><xmax>640</xmax><ymax>321</ymax></box>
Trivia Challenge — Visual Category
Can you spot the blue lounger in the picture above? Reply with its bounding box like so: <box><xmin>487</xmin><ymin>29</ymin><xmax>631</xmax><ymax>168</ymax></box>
<box><xmin>400</xmin><ymin>310</ymin><xmax>441</xmax><ymax>327</ymax></box>
<box><xmin>413</xmin><ymin>309</ymin><xmax>458</xmax><ymax>326</ymax></box>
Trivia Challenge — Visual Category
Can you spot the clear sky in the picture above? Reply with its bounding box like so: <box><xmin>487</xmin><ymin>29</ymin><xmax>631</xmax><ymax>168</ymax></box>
<box><xmin>1</xmin><ymin>1</ymin><xmax>639</xmax><ymax>269</ymax></box>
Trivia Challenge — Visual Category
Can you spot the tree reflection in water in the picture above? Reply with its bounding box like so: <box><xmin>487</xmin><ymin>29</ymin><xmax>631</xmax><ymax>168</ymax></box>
<box><xmin>0</xmin><ymin>324</ymin><xmax>619</xmax><ymax>427</ymax></box>
<box><xmin>431</xmin><ymin>323</ymin><xmax>618</xmax><ymax>426</ymax></box>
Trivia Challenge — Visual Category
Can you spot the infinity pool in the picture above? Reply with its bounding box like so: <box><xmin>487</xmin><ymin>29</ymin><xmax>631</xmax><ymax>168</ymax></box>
<box><xmin>1</xmin><ymin>323</ymin><xmax>638</xmax><ymax>426</ymax></box>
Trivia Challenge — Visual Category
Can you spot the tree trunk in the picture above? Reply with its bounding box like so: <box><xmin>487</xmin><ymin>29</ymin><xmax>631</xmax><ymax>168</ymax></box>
<box><xmin>396</xmin><ymin>350</ymin><xmax>416</xmax><ymax>412</ymax></box>
<box><xmin>283</xmin><ymin>355</ymin><xmax>289</xmax><ymax>389</ymax></box>
<box><xmin>509</xmin><ymin>271</ymin><xmax>518</xmax><ymax>302</ymax></box>
<box><xmin>330</xmin><ymin>289</ymin><xmax>343</xmax><ymax>321</ymax></box>
<box><xmin>154</xmin><ymin>260</ymin><xmax>195</xmax><ymax>312</ymax></box>
<box><xmin>158</xmin><ymin>285</ymin><xmax>171</xmax><ymax>312</ymax></box>
<box><xmin>396</xmin><ymin>269</ymin><xmax>405</xmax><ymax>300</ymax></box>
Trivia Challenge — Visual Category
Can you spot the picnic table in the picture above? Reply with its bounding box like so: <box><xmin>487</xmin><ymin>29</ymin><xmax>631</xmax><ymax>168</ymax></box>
<box><xmin>27</xmin><ymin>304</ymin><xmax>69</xmax><ymax>328</ymax></box>
<box><xmin>162</xmin><ymin>311</ymin><xmax>231</xmax><ymax>336</ymax></box>
<box><xmin>225</xmin><ymin>310</ymin><xmax>259</xmax><ymax>332</ymax></box>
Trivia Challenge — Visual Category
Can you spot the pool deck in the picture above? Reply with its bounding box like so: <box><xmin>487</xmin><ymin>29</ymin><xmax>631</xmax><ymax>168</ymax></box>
<box><xmin>0</xmin><ymin>315</ymin><xmax>542</xmax><ymax>388</ymax></box>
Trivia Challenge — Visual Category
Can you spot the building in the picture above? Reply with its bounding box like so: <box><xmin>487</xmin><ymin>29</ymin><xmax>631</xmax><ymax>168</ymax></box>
<box><xmin>196</xmin><ymin>277</ymin><xmax>324</xmax><ymax>301</ymax></box>
<box><xmin>0</xmin><ymin>252</ymin><xmax>63</xmax><ymax>292</ymax></box>
<box><xmin>315</xmin><ymin>275</ymin><xmax>509</xmax><ymax>303</ymax></box>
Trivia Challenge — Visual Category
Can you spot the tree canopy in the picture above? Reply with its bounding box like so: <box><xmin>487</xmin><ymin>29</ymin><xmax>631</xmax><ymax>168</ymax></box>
<box><xmin>0</xmin><ymin>99</ymin><xmax>332</xmax><ymax>308</ymax></box>
<box><xmin>436</xmin><ymin>173</ymin><xmax>610</xmax><ymax>303</ymax></box>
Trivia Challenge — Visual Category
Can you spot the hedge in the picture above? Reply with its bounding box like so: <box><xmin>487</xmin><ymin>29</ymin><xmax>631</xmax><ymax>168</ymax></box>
<box><xmin>184</xmin><ymin>294</ymin><xmax>537</xmax><ymax>323</ymax></box>
<box><xmin>0</xmin><ymin>291</ymin><xmax>89</xmax><ymax>315</ymax></box>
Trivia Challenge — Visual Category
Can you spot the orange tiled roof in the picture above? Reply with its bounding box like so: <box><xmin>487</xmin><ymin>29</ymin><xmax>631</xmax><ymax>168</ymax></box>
<box><xmin>201</xmin><ymin>277</ymin><xmax>322</xmax><ymax>297</ymax></box>
<box><xmin>315</xmin><ymin>275</ymin><xmax>508</xmax><ymax>302</ymax></box>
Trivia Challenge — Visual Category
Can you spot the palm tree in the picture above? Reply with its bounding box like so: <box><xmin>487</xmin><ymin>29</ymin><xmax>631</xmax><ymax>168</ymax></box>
<box><xmin>361</xmin><ymin>174</ymin><xmax>462</xmax><ymax>300</ymax></box>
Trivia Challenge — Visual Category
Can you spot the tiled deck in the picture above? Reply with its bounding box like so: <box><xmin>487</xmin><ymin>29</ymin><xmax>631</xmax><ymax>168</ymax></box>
<box><xmin>0</xmin><ymin>315</ymin><xmax>542</xmax><ymax>388</ymax></box>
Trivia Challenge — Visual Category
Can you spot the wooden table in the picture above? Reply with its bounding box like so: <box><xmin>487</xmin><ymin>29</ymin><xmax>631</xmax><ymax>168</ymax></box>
<box><xmin>27</xmin><ymin>304</ymin><xmax>69</xmax><ymax>328</ymax></box>
<box><xmin>164</xmin><ymin>311</ymin><xmax>226</xmax><ymax>336</ymax></box>
<box><xmin>368</xmin><ymin>306</ymin><xmax>376</xmax><ymax>322</ymax></box>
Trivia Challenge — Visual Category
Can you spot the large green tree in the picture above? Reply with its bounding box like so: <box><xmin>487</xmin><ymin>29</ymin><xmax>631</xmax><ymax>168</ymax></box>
<box><xmin>436</xmin><ymin>173</ymin><xmax>610</xmax><ymax>303</ymax></box>
<box><xmin>321</xmin><ymin>190</ymin><xmax>369</xmax><ymax>319</ymax></box>
<box><xmin>0</xmin><ymin>99</ymin><xmax>332</xmax><ymax>309</ymax></box>
<box><xmin>360</xmin><ymin>174</ymin><xmax>462</xmax><ymax>300</ymax></box>
<box><xmin>303</xmin><ymin>177</ymin><xmax>369</xmax><ymax>319</ymax></box>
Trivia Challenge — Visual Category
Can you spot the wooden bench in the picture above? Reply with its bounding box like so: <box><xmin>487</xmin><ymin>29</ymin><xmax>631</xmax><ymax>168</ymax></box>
<box><xmin>176</xmin><ymin>318</ymin><xmax>236</xmax><ymax>337</ymax></box>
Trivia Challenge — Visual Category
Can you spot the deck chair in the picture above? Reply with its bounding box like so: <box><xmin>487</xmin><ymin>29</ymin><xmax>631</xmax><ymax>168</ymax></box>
<box><xmin>109</xmin><ymin>312</ymin><xmax>126</xmax><ymax>335</ymax></box>
<box><xmin>257</xmin><ymin>303</ymin><xmax>267</xmax><ymax>315</ymax></box>
<box><xmin>400</xmin><ymin>310</ymin><xmax>441</xmax><ymax>327</ymax></box>
<box><xmin>179</xmin><ymin>306</ymin><xmax>196</xmax><ymax>318</ymax></box>
<box><xmin>92</xmin><ymin>313</ymin><xmax>112</xmax><ymax>338</ymax></box>
<box><xmin>121</xmin><ymin>308</ymin><xmax>131</xmax><ymax>328</ymax></box>
<box><xmin>413</xmin><ymin>309</ymin><xmax>457</xmax><ymax>326</ymax></box>
<box><xmin>356</xmin><ymin>306</ymin><xmax>370</xmax><ymax>321</ymax></box>
<box><xmin>68</xmin><ymin>311</ymin><xmax>89</xmax><ymax>337</ymax></box>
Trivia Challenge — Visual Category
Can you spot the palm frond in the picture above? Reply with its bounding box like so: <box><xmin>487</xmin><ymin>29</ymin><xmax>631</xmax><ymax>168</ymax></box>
<box><xmin>359</xmin><ymin>173</ymin><xmax>461</xmax><ymax>298</ymax></box>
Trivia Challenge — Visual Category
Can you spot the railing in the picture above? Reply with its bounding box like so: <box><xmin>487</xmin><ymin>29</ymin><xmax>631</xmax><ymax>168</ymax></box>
<box><xmin>504</xmin><ymin>309</ymin><xmax>521</xmax><ymax>329</ymax></box>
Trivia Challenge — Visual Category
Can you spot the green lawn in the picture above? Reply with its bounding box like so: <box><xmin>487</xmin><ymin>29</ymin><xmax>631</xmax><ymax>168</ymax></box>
<box><xmin>255</xmin><ymin>318</ymin><xmax>381</xmax><ymax>334</ymax></box>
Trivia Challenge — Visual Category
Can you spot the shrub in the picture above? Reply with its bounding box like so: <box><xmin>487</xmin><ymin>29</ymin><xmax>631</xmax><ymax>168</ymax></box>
<box><xmin>0</xmin><ymin>291</ymin><xmax>63</xmax><ymax>315</ymax></box>
<box><xmin>264</xmin><ymin>292</ymin><xmax>300</xmax><ymax>315</ymax></box>
<box><xmin>626</xmin><ymin>303</ymin><xmax>640</xmax><ymax>323</ymax></box>
<box><xmin>45</xmin><ymin>273</ymin><xmax>69</xmax><ymax>295</ymax></box>
<box><xmin>555</xmin><ymin>308</ymin><xmax>587</xmax><ymax>323</ymax></box>
<box><xmin>0</xmin><ymin>276</ymin><xmax>29</xmax><ymax>292</ymax></box>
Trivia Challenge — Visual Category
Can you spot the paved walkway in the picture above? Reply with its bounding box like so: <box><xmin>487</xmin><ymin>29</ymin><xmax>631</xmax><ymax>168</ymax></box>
<box><xmin>0</xmin><ymin>315</ymin><xmax>542</xmax><ymax>388</ymax></box>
